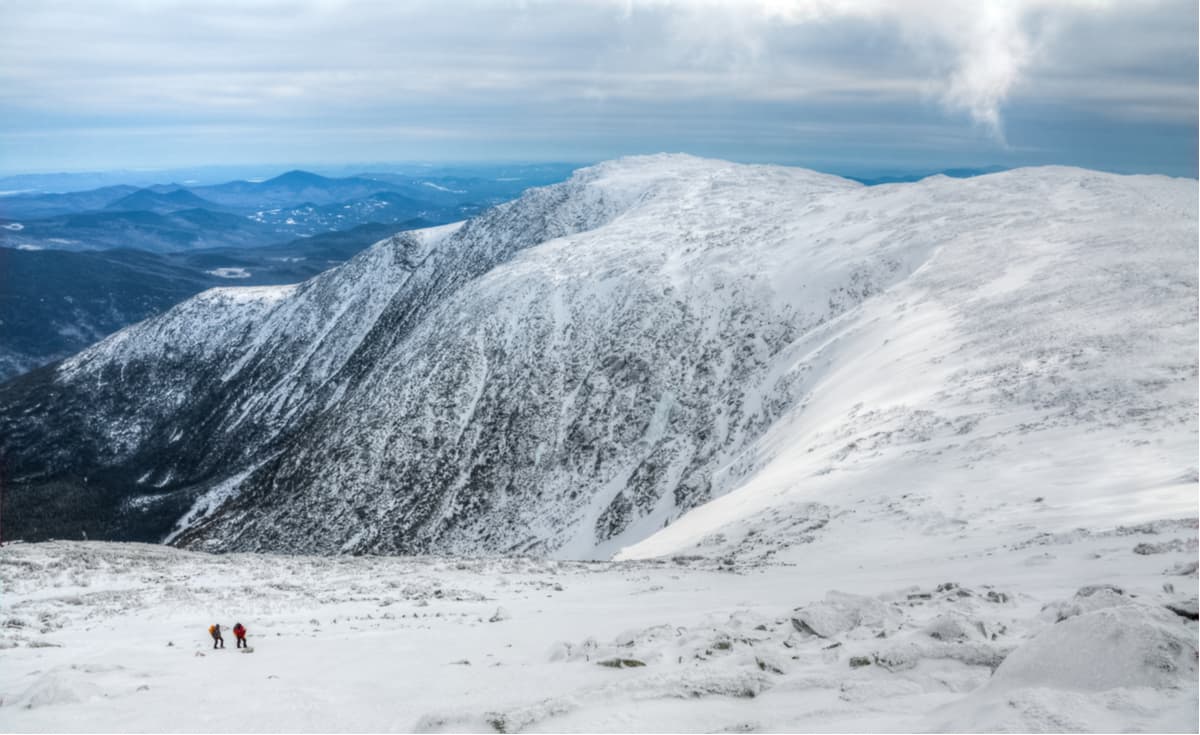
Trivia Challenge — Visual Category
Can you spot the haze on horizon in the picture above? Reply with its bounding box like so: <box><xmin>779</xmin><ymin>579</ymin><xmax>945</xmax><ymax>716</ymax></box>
<box><xmin>0</xmin><ymin>0</ymin><xmax>1196</xmax><ymax>177</ymax></box>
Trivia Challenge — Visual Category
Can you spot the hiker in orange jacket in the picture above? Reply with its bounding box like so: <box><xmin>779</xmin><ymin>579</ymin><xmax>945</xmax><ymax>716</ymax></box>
<box><xmin>209</xmin><ymin>623</ymin><xmax>225</xmax><ymax>649</ymax></box>
<box><xmin>233</xmin><ymin>622</ymin><xmax>248</xmax><ymax>649</ymax></box>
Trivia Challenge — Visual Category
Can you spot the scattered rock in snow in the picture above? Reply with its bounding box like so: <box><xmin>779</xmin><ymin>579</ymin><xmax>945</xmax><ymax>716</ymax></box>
<box><xmin>596</xmin><ymin>657</ymin><xmax>646</xmax><ymax>668</ymax></box>
<box><xmin>1134</xmin><ymin>539</ymin><xmax>1185</xmax><ymax>555</ymax></box>
<box><xmin>488</xmin><ymin>607</ymin><xmax>510</xmax><ymax>623</ymax></box>
<box><xmin>1164</xmin><ymin>598</ymin><xmax>1198</xmax><ymax>621</ymax></box>
<box><xmin>1040</xmin><ymin>584</ymin><xmax>1135</xmax><ymax>623</ymax></box>
<box><xmin>872</xmin><ymin>639</ymin><xmax>1010</xmax><ymax>673</ymax></box>
<box><xmin>716</xmin><ymin>722</ymin><xmax>761</xmax><ymax>733</ymax></box>
<box><xmin>755</xmin><ymin>653</ymin><xmax>788</xmax><ymax>675</ymax></box>
<box><xmin>790</xmin><ymin>591</ymin><xmax>898</xmax><ymax>638</ymax></box>
<box><xmin>1077</xmin><ymin>583</ymin><xmax>1125</xmax><ymax>597</ymax></box>
<box><xmin>1166</xmin><ymin>560</ymin><xmax>1199</xmax><ymax>576</ymax></box>
<box><xmin>923</xmin><ymin>612</ymin><xmax>987</xmax><ymax>643</ymax></box>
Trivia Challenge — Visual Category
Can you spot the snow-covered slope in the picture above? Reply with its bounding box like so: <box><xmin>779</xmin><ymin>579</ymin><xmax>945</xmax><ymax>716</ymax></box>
<box><xmin>0</xmin><ymin>156</ymin><xmax>1194</xmax><ymax>560</ymax></box>
<box><xmin>617</xmin><ymin>167</ymin><xmax>1199</xmax><ymax>564</ymax></box>
<box><xmin>0</xmin><ymin>535</ymin><xmax>1195</xmax><ymax>732</ymax></box>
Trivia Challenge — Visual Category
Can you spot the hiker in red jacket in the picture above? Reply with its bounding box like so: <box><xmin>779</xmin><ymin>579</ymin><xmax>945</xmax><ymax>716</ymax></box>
<box><xmin>233</xmin><ymin>622</ymin><xmax>248</xmax><ymax>649</ymax></box>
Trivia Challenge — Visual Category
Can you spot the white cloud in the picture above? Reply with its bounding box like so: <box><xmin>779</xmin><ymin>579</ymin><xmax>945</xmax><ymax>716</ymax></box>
<box><xmin>618</xmin><ymin>0</ymin><xmax>1118</xmax><ymax>138</ymax></box>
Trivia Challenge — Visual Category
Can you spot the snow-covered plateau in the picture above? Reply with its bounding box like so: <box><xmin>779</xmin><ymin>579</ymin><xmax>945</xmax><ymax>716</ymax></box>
<box><xmin>0</xmin><ymin>155</ymin><xmax>1195</xmax><ymax>730</ymax></box>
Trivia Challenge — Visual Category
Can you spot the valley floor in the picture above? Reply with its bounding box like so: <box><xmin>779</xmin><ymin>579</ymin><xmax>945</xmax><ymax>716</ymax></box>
<box><xmin>0</xmin><ymin>528</ymin><xmax>1196</xmax><ymax>733</ymax></box>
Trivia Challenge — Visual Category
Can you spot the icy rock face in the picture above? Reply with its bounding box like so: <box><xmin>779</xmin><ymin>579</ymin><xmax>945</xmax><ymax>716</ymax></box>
<box><xmin>0</xmin><ymin>155</ymin><xmax>1195</xmax><ymax>558</ymax></box>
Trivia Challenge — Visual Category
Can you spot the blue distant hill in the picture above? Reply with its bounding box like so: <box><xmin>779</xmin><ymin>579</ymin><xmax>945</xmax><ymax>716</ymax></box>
<box><xmin>104</xmin><ymin>187</ymin><xmax>224</xmax><ymax>214</ymax></box>
<box><xmin>0</xmin><ymin>163</ymin><xmax>577</xmax><ymax>381</ymax></box>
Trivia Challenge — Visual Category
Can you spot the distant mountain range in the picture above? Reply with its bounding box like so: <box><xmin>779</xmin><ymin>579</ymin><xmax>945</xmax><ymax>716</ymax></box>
<box><xmin>0</xmin><ymin>165</ymin><xmax>581</xmax><ymax>251</ymax></box>
<box><xmin>0</xmin><ymin>175</ymin><xmax>451</xmax><ymax>253</ymax></box>
<box><xmin>0</xmin><ymin>162</ymin><xmax>585</xmax><ymax>197</ymax></box>
<box><xmin>0</xmin><ymin>223</ymin><xmax>406</xmax><ymax>379</ymax></box>
<box><xmin>104</xmin><ymin>188</ymin><xmax>224</xmax><ymax>214</ymax></box>
<box><xmin>0</xmin><ymin>164</ymin><xmax>582</xmax><ymax>380</ymax></box>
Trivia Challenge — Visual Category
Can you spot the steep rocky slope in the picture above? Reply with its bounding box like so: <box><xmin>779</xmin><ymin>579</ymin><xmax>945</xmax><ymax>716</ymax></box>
<box><xmin>0</xmin><ymin>156</ymin><xmax>1194</xmax><ymax>558</ymax></box>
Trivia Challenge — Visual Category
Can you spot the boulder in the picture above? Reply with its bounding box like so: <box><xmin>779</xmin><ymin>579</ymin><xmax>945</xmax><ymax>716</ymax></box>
<box><xmin>790</xmin><ymin>591</ymin><xmax>898</xmax><ymax>639</ymax></box>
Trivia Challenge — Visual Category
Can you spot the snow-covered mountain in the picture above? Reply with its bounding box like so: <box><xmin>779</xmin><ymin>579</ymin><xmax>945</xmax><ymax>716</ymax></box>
<box><xmin>0</xmin><ymin>155</ymin><xmax>1195</xmax><ymax>559</ymax></box>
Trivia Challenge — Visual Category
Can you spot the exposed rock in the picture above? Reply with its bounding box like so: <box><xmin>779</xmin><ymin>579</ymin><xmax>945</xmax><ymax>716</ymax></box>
<box><xmin>1164</xmin><ymin>598</ymin><xmax>1199</xmax><ymax>621</ymax></box>
<box><xmin>1167</xmin><ymin>560</ymin><xmax>1199</xmax><ymax>576</ymax></box>
<box><xmin>1040</xmin><ymin>584</ymin><xmax>1135</xmax><ymax>623</ymax></box>
<box><xmin>596</xmin><ymin>658</ymin><xmax>646</xmax><ymax>668</ymax></box>
<box><xmin>755</xmin><ymin>654</ymin><xmax>787</xmax><ymax>675</ymax></box>
<box><xmin>791</xmin><ymin>591</ymin><xmax>899</xmax><ymax>639</ymax></box>
<box><xmin>1134</xmin><ymin>540</ymin><xmax>1185</xmax><ymax>555</ymax></box>
<box><xmin>488</xmin><ymin>607</ymin><xmax>510</xmax><ymax>623</ymax></box>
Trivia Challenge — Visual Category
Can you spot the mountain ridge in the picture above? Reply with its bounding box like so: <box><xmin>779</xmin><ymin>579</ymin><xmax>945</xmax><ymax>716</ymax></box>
<box><xmin>0</xmin><ymin>155</ymin><xmax>1194</xmax><ymax>560</ymax></box>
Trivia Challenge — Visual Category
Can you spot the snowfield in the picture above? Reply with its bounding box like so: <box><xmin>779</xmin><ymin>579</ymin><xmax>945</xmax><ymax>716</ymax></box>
<box><xmin>0</xmin><ymin>520</ymin><xmax>1195</xmax><ymax>732</ymax></box>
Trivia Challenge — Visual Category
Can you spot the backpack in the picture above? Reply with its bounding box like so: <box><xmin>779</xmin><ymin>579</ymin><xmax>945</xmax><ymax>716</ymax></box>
<box><xmin>208</xmin><ymin>625</ymin><xmax>216</xmax><ymax>636</ymax></box>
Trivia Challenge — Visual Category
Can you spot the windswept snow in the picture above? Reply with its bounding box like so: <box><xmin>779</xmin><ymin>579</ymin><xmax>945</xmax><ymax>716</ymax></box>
<box><xmin>0</xmin><ymin>531</ymin><xmax>1194</xmax><ymax>732</ymax></box>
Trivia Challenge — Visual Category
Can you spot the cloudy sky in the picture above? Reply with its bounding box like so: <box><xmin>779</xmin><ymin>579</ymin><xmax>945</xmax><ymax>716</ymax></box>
<box><xmin>1</xmin><ymin>0</ymin><xmax>1196</xmax><ymax>175</ymax></box>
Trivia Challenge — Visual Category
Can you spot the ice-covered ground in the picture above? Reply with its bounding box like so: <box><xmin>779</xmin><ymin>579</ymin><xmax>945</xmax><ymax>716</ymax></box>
<box><xmin>1</xmin><ymin>525</ymin><xmax>1195</xmax><ymax>732</ymax></box>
